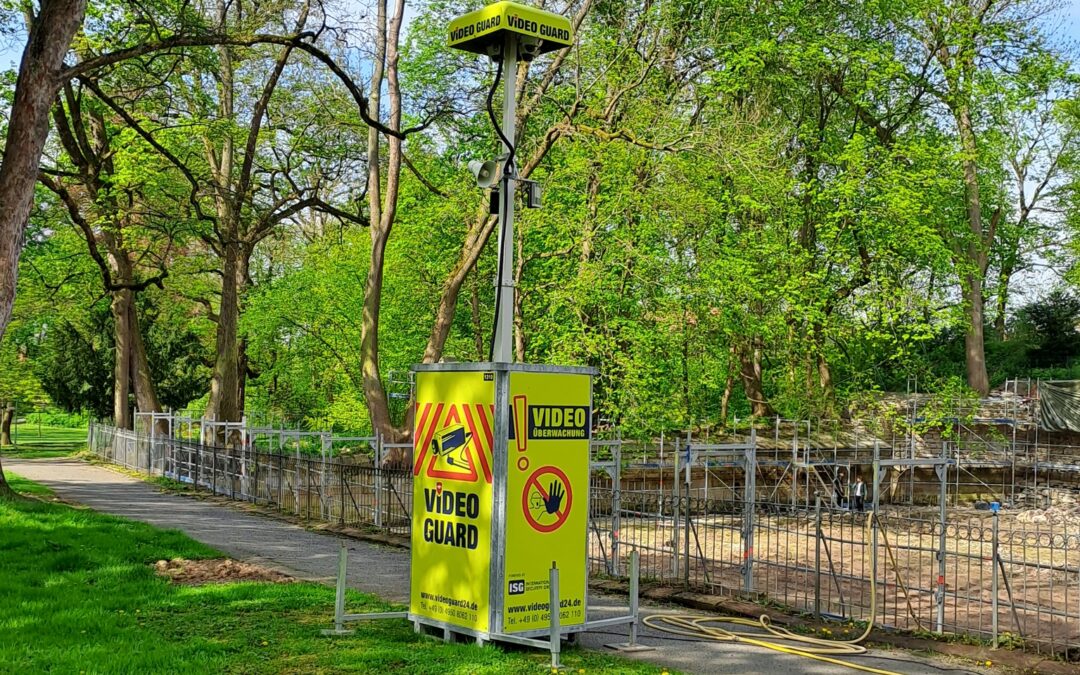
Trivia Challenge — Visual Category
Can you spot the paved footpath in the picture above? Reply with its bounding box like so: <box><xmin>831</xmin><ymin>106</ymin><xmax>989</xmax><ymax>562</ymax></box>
<box><xmin>6</xmin><ymin>457</ymin><xmax>986</xmax><ymax>675</ymax></box>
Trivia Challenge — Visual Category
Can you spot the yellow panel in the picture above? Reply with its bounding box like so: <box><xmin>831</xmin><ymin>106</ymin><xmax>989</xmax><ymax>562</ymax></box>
<box><xmin>410</xmin><ymin>370</ymin><xmax>496</xmax><ymax>632</ymax></box>
<box><xmin>503</xmin><ymin>371</ymin><xmax>590</xmax><ymax>632</ymax></box>
<box><xmin>448</xmin><ymin>1</ymin><xmax>573</xmax><ymax>55</ymax></box>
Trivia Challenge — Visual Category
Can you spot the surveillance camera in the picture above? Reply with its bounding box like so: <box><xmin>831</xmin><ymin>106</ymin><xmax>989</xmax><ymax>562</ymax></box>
<box><xmin>468</xmin><ymin>159</ymin><xmax>498</xmax><ymax>189</ymax></box>
<box><xmin>519</xmin><ymin>37</ymin><xmax>542</xmax><ymax>62</ymax></box>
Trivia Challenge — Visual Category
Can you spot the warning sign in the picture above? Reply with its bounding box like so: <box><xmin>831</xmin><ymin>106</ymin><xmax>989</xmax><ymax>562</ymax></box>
<box><xmin>522</xmin><ymin>466</ymin><xmax>572</xmax><ymax>533</ymax></box>
<box><xmin>410</xmin><ymin>371</ymin><xmax>494</xmax><ymax>632</ymax></box>
<box><xmin>413</xmin><ymin>401</ymin><xmax>494</xmax><ymax>483</ymax></box>
<box><xmin>503</xmin><ymin>371</ymin><xmax>590</xmax><ymax>633</ymax></box>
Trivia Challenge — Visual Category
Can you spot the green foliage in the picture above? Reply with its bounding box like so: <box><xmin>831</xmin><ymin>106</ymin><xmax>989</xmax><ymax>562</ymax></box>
<box><xmin>5</xmin><ymin>0</ymin><xmax>1080</xmax><ymax>431</ymax></box>
<box><xmin>1015</xmin><ymin>291</ymin><xmax>1080</xmax><ymax>368</ymax></box>
<box><xmin>33</xmin><ymin>318</ymin><xmax>114</xmax><ymax>418</ymax></box>
<box><xmin>23</xmin><ymin>409</ymin><xmax>90</xmax><ymax>429</ymax></box>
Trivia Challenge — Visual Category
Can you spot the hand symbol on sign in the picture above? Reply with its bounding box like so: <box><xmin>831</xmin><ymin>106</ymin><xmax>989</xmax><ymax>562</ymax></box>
<box><xmin>543</xmin><ymin>481</ymin><xmax>565</xmax><ymax>514</ymax></box>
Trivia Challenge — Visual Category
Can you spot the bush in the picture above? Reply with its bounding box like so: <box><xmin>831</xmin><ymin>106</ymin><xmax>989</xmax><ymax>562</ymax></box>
<box><xmin>22</xmin><ymin>409</ymin><xmax>89</xmax><ymax>428</ymax></box>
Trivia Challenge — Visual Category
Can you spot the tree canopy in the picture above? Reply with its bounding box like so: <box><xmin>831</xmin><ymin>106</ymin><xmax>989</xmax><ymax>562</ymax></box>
<box><xmin>0</xmin><ymin>0</ymin><xmax>1078</xmax><ymax>450</ymax></box>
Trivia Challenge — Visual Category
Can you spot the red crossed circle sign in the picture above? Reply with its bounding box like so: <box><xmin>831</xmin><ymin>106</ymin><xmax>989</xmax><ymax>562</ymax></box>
<box><xmin>522</xmin><ymin>466</ymin><xmax>573</xmax><ymax>533</ymax></box>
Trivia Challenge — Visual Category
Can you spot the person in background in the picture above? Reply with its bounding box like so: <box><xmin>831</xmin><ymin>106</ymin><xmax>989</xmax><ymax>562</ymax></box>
<box><xmin>853</xmin><ymin>475</ymin><xmax>866</xmax><ymax>512</ymax></box>
<box><xmin>833</xmin><ymin>470</ymin><xmax>846</xmax><ymax>508</ymax></box>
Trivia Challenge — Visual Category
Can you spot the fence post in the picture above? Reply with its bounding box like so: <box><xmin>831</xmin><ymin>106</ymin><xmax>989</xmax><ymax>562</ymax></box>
<box><xmin>549</xmin><ymin>561</ymin><xmax>562</xmax><ymax>670</ymax></box>
<box><xmin>375</xmin><ymin>434</ymin><xmax>383</xmax><ymax>528</ymax></box>
<box><xmin>629</xmin><ymin>548</ymin><xmax>640</xmax><ymax>644</ymax></box>
<box><xmin>612</xmin><ymin>439</ymin><xmax>622</xmax><ymax>577</ymax></box>
<box><xmin>212</xmin><ymin>445</ymin><xmax>218</xmax><ymax>495</ymax></box>
<box><xmin>683</xmin><ymin>439</ymin><xmax>691</xmax><ymax>588</ymax></box>
<box><xmin>870</xmin><ymin>511</ymin><xmax>879</xmax><ymax>628</ymax></box>
<box><xmin>339</xmin><ymin>461</ymin><xmax>346</xmax><ymax>525</ymax></box>
<box><xmin>935</xmin><ymin>462</ymin><xmax>947</xmax><ymax>634</ymax></box>
<box><xmin>814</xmin><ymin>494</ymin><xmax>822</xmax><ymax>619</ymax></box>
<box><xmin>992</xmin><ymin>507</ymin><xmax>1000</xmax><ymax>648</ymax></box>
<box><xmin>743</xmin><ymin>429</ymin><xmax>756</xmax><ymax>595</ymax></box>
<box><xmin>673</xmin><ymin>438</ymin><xmax>680</xmax><ymax>578</ymax></box>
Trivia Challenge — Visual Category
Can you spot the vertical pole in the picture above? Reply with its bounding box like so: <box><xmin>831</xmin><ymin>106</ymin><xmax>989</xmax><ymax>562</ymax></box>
<box><xmin>744</xmin><ymin>428</ymin><xmax>756</xmax><ymax>595</ymax></box>
<box><xmin>870</xmin><ymin>511</ymin><xmax>879</xmax><ymax>628</ymax></box>
<box><xmin>613</xmin><ymin>440</ymin><xmax>622</xmax><ymax>576</ymax></box>
<box><xmin>334</xmin><ymin>541</ymin><xmax>348</xmax><ymax>633</ymax></box>
<box><xmin>673</xmin><ymin>438</ymin><xmax>680</xmax><ymax>577</ymax></box>
<box><xmin>872</xmin><ymin>441</ymin><xmax>881</xmax><ymax>512</ymax></box>
<box><xmin>936</xmin><ymin>462</ymin><xmax>947</xmax><ymax>634</ymax></box>
<box><xmin>659</xmin><ymin>429</ymin><xmax>664</xmax><ymax>518</ymax></box>
<box><xmin>992</xmin><ymin>510</ymin><xmax>1000</xmax><ymax>648</ymax></box>
<box><xmin>491</xmin><ymin>36</ymin><xmax>518</xmax><ymax>363</ymax></box>
<box><xmin>375</xmin><ymin>433</ymin><xmax>383</xmax><ymax>528</ymax></box>
<box><xmin>549</xmin><ymin>561</ymin><xmax>561</xmax><ymax>670</ymax></box>
<box><xmin>684</xmin><ymin>433</ymin><xmax>692</xmax><ymax>587</ymax></box>
<box><xmin>791</xmin><ymin>432</ymin><xmax>798</xmax><ymax>509</ymax></box>
<box><xmin>815</xmin><ymin>495</ymin><xmax>822</xmax><ymax>619</ymax></box>
<box><xmin>629</xmin><ymin>548</ymin><xmax>641</xmax><ymax>645</ymax></box>
<box><xmin>147</xmin><ymin>415</ymin><xmax>154</xmax><ymax>476</ymax></box>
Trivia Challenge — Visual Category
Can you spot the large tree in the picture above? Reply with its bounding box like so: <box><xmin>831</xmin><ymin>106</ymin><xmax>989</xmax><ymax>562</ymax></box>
<box><xmin>0</xmin><ymin>0</ymin><xmax>88</xmax><ymax>495</ymax></box>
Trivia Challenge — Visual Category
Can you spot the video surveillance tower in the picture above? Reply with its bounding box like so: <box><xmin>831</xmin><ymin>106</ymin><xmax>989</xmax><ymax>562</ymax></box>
<box><xmin>449</xmin><ymin>2</ymin><xmax>573</xmax><ymax>363</ymax></box>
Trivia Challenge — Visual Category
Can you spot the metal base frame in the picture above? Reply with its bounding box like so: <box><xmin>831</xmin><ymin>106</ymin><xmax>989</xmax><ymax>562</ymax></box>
<box><xmin>323</xmin><ymin>542</ymin><xmax>648</xmax><ymax>668</ymax></box>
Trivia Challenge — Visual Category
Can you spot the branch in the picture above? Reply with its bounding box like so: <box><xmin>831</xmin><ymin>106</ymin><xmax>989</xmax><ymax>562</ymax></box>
<box><xmin>567</xmin><ymin>123</ymin><xmax>688</xmax><ymax>152</ymax></box>
<box><xmin>401</xmin><ymin>152</ymin><xmax>448</xmax><ymax>198</ymax></box>
<box><xmin>38</xmin><ymin>174</ymin><xmax>169</xmax><ymax>293</ymax></box>
<box><xmin>79</xmin><ymin>76</ymin><xmax>218</xmax><ymax>231</ymax></box>
<box><xmin>67</xmin><ymin>32</ymin><xmax>419</xmax><ymax>140</ymax></box>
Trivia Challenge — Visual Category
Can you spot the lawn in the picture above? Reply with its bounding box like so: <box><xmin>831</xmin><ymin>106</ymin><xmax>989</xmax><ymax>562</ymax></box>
<box><xmin>0</xmin><ymin>473</ymin><xmax>668</xmax><ymax>674</ymax></box>
<box><xmin>1</xmin><ymin>423</ymin><xmax>86</xmax><ymax>457</ymax></box>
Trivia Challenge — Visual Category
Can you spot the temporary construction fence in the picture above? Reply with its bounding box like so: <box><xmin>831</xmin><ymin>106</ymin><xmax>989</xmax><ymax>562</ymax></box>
<box><xmin>88</xmin><ymin>420</ymin><xmax>1080</xmax><ymax>658</ymax></box>
<box><xmin>90</xmin><ymin>421</ymin><xmax>411</xmax><ymax>534</ymax></box>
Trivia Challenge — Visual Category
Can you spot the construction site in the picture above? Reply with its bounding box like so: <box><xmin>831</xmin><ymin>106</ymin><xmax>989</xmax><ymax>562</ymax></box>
<box><xmin>88</xmin><ymin>379</ymin><xmax>1080</xmax><ymax>660</ymax></box>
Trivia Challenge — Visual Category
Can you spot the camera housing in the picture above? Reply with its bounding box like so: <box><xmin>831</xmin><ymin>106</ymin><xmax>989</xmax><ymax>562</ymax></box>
<box><xmin>518</xmin><ymin>37</ymin><xmax>542</xmax><ymax>62</ymax></box>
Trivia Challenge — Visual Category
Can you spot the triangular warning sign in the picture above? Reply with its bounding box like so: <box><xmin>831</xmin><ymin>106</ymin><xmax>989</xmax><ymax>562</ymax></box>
<box><xmin>413</xmin><ymin>402</ymin><xmax>493</xmax><ymax>483</ymax></box>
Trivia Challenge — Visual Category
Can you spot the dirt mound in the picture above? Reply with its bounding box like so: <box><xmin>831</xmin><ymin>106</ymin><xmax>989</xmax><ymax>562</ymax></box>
<box><xmin>153</xmin><ymin>558</ymin><xmax>295</xmax><ymax>585</ymax></box>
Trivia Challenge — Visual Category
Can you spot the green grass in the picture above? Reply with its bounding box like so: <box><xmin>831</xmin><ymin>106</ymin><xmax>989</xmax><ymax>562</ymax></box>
<box><xmin>3</xmin><ymin>471</ymin><xmax>53</xmax><ymax>496</ymax></box>
<box><xmin>1</xmin><ymin>423</ymin><xmax>86</xmax><ymax>457</ymax></box>
<box><xmin>0</xmin><ymin>474</ymin><xmax>668</xmax><ymax>674</ymax></box>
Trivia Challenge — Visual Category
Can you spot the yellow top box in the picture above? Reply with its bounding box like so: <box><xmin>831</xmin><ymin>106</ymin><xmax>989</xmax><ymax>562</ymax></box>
<box><xmin>448</xmin><ymin>1</ymin><xmax>573</xmax><ymax>56</ymax></box>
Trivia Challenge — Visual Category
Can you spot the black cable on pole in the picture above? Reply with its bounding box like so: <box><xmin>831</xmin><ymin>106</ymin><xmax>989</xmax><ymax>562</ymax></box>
<box><xmin>486</xmin><ymin>56</ymin><xmax>516</xmax><ymax>361</ymax></box>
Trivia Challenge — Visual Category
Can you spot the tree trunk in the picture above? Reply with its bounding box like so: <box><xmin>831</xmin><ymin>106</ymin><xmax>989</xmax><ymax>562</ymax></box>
<box><xmin>423</xmin><ymin>210</ymin><xmax>499</xmax><ymax>364</ymax></box>
<box><xmin>1</xmin><ymin>404</ymin><xmax>13</xmax><ymax>446</ymax></box>
<box><xmin>0</xmin><ymin>0</ymin><xmax>89</xmax><ymax>497</ymax></box>
<box><xmin>962</xmin><ymin>272</ymin><xmax>990</xmax><ymax>396</ymax></box>
<box><xmin>112</xmin><ymin>288</ymin><xmax>133</xmax><ymax>428</ymax></box>
<box><xmin>956</xmin><ymin>104</ymin><xmax>991</xmax><ymax>397</ymax></box>
<box><xmin>993</xmin><ymin>262</ymin><xmax>1014</xmax><ymax>340</ymax></box>
<box><xmin>720</xmin><ymin>345</ymin><xmax>735</xmax><ymax>425</ymax></box>
<box><xmin>208</xmin><ymin>243</ymin><xmax>242</xmax><ymax>423</ymax></box>
<box><xmin>357</xmin><ymin>0</ymin><xmax>410</xmax><ymax>452</ymax></box>
<box><xmin>129</xmin><ymin>299</ymin><xmax>162</xmax><ymax>420</ymax></box>
<box><xmin>738</xmin><ymin>339</ymin><xmax>774</xmax><ymax>417</ymax></box>
<box><xmin>471</xmin><ymin>271</ymin><xmax>484</xmax><ymax>359</ymax></box>
<box><xmin>513</xmin><ymin>234</ymin><xmax>526</xmax><ymax>362</ymax></box>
